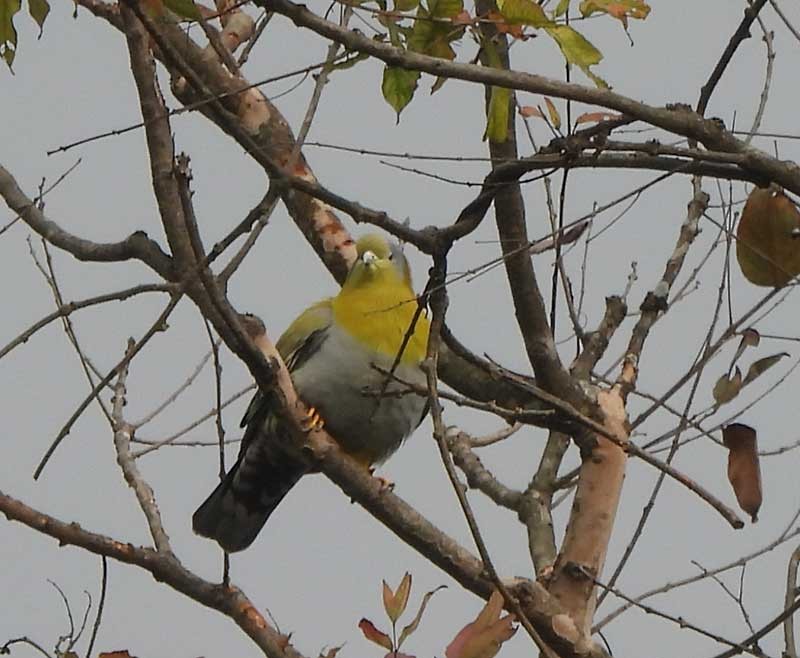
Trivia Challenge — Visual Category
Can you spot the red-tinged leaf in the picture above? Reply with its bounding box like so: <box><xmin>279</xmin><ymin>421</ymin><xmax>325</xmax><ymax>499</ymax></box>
<box><xmin>743</xmin><ymin>352</ymin><xmax>789</xmax><ymax>386</ymax></box>
<box><xmin>99</xmin><ymin>652</ymin><xmax>137</xmax><ymax>658</ymax></box>
<box><xmin>544</xmin><ymin>97</ymin><xmax>561</xmax><ymax>130</ymax></box>
<box><xmin>713</xmin><ymin>367</ymin><xmax>742</xmax><ymax>405</ymax></box>
<box><xmin>579</xmin><ymin>0</ymin><xmax>650</xmax><ymax>26</ymax></box>
<box><xmin>452</xmin><ymin>8</ymin><xmax>472</xmax><ymax>24</ymax></box>
<box><xmin>487</xmin><ymin>10</ymin><xmax>526</xmax><ymax>39</ymax></box>
<box><xmin>518</xmin><ymin>105</ymin><xmax>544</xmax><ymax>119</ymax></box>
<box><xmin>446</xmin><ymin>590</ymin><xmax>517</xmax><ymax>658</ymax></box>
<box><xmin>575</xmin><ymin>111</ymin><xmax>623</xmax><ymax>124</ymax></box>
<box><xmin>359</xmin><ymin>618</ymin><xmax>394</xmax><ymax>651</ymax></box>
<box><xmin>398</xmin><ymin>585</ymin><xmax>446</xmax><ymax>647</ymax></box>
<box><xmin>723</xmin><ymin>424</ymin><xmax>763</xmax><ymax>522</ymax></box>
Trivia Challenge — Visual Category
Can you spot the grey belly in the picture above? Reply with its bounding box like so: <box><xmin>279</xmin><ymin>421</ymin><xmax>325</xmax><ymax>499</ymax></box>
<box><xmin>291</xmin><ymin>326</ymin><xmax>427</xmax><ymax>464</ymax></box>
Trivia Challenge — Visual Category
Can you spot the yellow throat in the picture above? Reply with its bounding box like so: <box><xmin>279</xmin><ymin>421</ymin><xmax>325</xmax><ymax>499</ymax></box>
<box><xmin>332</xmin><ymin>238</ymin><xmax>429</xmax><ymax>364</ymax></box>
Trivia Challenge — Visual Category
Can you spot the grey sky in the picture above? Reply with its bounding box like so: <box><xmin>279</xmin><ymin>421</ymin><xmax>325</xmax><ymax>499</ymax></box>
<box><xmin>3</xmin><ymin>1</ymin><xmax>800</xmax><ymax>657</ymax></box>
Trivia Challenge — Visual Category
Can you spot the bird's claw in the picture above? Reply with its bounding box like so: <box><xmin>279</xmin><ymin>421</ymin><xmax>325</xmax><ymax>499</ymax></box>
<box><xmin>369</xmin><ymin>468</ymin><xmax>395</xmax><ymax>493</ymax></box>
<box><xmin>301</xmin><ymin>406</ymin><xmax>325</xmax><ymax>432</ymax></box>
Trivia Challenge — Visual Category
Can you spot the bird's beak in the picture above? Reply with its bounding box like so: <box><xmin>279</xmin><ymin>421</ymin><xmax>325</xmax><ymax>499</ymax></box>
<box><xmin>361</xmin><ymin>250</ymin><xmax>378</xmax><ymax>267</ymax></box>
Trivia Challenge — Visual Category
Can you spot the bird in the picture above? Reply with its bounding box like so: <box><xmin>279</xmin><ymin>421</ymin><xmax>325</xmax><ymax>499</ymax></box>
<box><xmin>193</xmin><ymin>234</ymin><xmax>430</xmax><ymax>552</ymax></box>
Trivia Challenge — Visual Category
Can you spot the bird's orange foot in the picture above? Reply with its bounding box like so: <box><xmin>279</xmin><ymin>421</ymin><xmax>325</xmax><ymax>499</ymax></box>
<box><xmin>301</xmin><ymin>406</ymin><xmax>325</xmax><ymax>432</ymax></box>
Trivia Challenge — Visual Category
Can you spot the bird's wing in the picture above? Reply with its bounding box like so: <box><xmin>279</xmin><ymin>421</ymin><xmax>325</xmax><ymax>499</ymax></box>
<box><xmin>239</xmin><ymin>299</ymin><xmax>333</xmax><ymax>429</ymax></box>
<box><xmin>192</xmin><ymin>300</ymin><xmax>335</xmax><ymax>551</ymax></box>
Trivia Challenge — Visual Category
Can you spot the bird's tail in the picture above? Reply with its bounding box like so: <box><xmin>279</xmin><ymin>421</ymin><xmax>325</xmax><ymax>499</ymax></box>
<box><xmin>192</xmin><ymin>427</ymin><xmax>307</xmax><ymax>552</ymax></box>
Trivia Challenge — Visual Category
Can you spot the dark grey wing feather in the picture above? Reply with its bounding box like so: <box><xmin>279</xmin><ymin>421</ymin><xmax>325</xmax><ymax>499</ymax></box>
<box><xmin>192</xmin><ymin>325</ymin><xmax>330</xmax><ymax>552</ymax></box>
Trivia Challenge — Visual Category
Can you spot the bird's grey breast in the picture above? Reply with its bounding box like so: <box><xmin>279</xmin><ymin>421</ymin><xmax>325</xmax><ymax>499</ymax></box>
<box><xmin>290</xmin><ymin>324</ymin><xmax>427</xmax><ymax>463</ymax></box>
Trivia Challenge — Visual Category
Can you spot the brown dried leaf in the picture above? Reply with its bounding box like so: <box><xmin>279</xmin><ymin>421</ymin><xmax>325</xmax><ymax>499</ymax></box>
<box><xmin>712</xmin><ymin>367</ymin><xmax>742</xmax><ymax>405</ymax></box>
<box><xmin>736</xmin><ymin>186</ymin><xmax>800</xmax><ymax>287</ymax></box>
<box><xmin>741</xmin><ymin>328</ymin><xmax>761</xmax><ymax>348</ymax></box>
<box><xmin>723</xmin><ymin>423</ymin><xmax>763</xmax><ymax>522</ymax></box>
<box><xmin>445</xmin><ymin>590</ymin><xmax>517</xmax><ymax>658</ymax></box>
<box><xmin>398</xmin><ymin>585</ymin><xmax>446</xmax><ymax>647</ymax></box>
<box><xmin>99</xmin><ymin>652</ymin><xmax>137</xmax><ymax>658</ymax></box>
<box><xmin>742</xmin><ymin>352</ymin><xmax>789</xmax><ymax>387</ymax></box>
<box><xmin>319</xmin><ymin>645</ymin><xmax>343</xmax><ymax>658</ymax></box>
<box><xmin>359</xmin><ymin>618</ymin><xmax>394</xmax><ymax>651</ymax></box>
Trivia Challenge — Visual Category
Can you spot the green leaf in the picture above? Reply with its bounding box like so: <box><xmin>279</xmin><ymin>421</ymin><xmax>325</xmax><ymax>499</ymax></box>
<box><xmin>743</xmin><ymin>352</ymin><xmax>789</xmax><ymax>387</ymax></box>
<box><xmin>27</xmin><ymin>0</ymin><xmax>48</xmax><ymax>37</ymax></box>
<box><xmin>496</xmin><ymin>0</ymin><xmax>550</xmax><ymax>26</ymax></box>
<box><xmin>394</xmin><ymin>0</ymin><xmax>419</xmax><ymax>10</ymax></box>
<box><xmin>427</xmin><ymin>0</ymin><xmax>462</xmax><ymax>18</ymax></box>
<box><xmin>0</xmin><ymin>0</ymin><xmax>21</xmax><ymax>70</ymax></box>
<box><xmin>545</xmin><ymin>24</ymin><xmax>608</xmax><ymax>87</ymax></box>
<box><xmin>407</xmin><ymin>0</ymin><xmax>464</xmax><ymax>59</ymax></box>
<box><xmin>554</xmin><ymin>0</ymin><xmax>570</xmax><ymax>17</ymax></box>
<box><xmin>382</xmin><ymin>65</ymin><xmax>420</xmax><ymax>120</ymax></box>
<box><xmin>485</xmin><ymin>85</ymin><xmax>511</xmax><ymax>143</ymax></box>
<box><xmin>164</xmin><ymin>0</ymin><xmax>201</xmax><ymax>20</ymax></box>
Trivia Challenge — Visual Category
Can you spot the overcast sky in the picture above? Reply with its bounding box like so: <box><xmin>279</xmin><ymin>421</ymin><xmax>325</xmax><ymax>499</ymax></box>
<box><xmin>3</xmin><ymin>1</ymin><xmax>800</xmax><ymax>657</ymax></box>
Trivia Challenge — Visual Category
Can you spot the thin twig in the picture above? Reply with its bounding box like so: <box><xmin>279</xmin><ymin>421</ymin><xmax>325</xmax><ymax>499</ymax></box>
<box><xmin>85</xmin><ymin>556</ymin><xmax>108</xmax><ymax>658</ymax></box>
<box><xmin>112</xmin><ymin>339</ymin><xmax>173</xmax><ymax>554</ymax></box>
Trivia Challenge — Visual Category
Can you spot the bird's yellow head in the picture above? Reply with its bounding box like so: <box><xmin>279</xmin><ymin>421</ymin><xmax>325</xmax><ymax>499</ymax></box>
<box><xmin>343</xmin><ymin>234</ymin><xmax>413</xmax><ymax>291</ymax></box>
<box><xmin>333</xmin><ymin>234</ymin><xmax>428</xmax><ymax>363</ymax></box>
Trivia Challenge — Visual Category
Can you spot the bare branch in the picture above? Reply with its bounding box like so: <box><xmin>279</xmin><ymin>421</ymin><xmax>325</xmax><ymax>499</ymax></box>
<box><xmin>112</xmin><ymin>339</ymin><xmax>173</xmax><ymax>554</ymax></box>
<box><xmin>0</xmin><ymin>166</ymin><xmax>174</xmax><ymax>278</ymax></box>
<box><xmin>0</xmin><ymin>490</ymin><xmax>305</xmax><ymax>658</ymax></box>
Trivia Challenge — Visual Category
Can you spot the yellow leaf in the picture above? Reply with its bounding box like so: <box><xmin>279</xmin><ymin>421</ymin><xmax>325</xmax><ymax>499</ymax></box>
<box><xmin>544</xmin><ymin>97</ymin><xmax>561</xmax><ymax>130</ymax></box>
<box><xmin>496</xmin><ymin>0</ymin><xmax>550</xmax><ymax>26</ymax></box>
<box><xmin>545</xmin><ymin>25</ymin><xmax>608</xmax><ymax>88</ymax></box>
